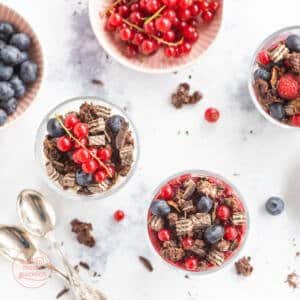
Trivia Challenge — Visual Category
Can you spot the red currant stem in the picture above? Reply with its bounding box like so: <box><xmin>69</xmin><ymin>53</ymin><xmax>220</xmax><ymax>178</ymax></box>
<box><xmin>55</xmin><ymin>115</ymin><xmax>112</xmax><ymax>178</ymax></box>
<box><xmin>101</xmin><ymin>0</ymin><xmax>123</xmax><ymax>17</ymax></box>
<box><xmin>144</xmin><ymin>5</ymin><xmax>166</xmax><ymax>25</ymax></box>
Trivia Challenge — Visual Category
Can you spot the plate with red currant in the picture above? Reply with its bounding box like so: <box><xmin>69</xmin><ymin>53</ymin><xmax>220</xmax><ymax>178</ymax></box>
<box><xmin>147</xmin><ymin>170</ymin><xmax>249</xmax><ymax>273</ymax></box>
<box><xmin>89</xmin><ymin>0</ymin><xmax>223</xmax><ymax>73</ymax></box>
<box><xmin>249</xmin><ymin>26</ymin><xmax>300</xmax><ymax>128</ymax></box>
<box><xmin>35</xmin><ymin>97</ymin><xmax>139</xmax><ymax>200</ymax></box>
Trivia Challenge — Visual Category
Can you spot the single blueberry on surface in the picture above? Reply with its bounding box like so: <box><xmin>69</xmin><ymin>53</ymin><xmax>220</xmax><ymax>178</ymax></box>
<box><xmin>0</xmin><ymin>45</ymin><xmax>23</xmax><ymax>65</ymax></box>
<box><xmin>0</xmin><ymin>108</ymin><xmax>7</xmax><ymax>126</ymax></box>
<box><xmin>204</xmin><ymin>225</ymin><xmax>224</xmax><ymax>244</ymax></box>
<box><xmin>197</xmin><ymin>196</ymin><xmax>213</xmax><ymax>213</ymax></box>
<box><xmin>286</xmin><ymin>34</ymin><xmax>300</xmax><ymax>52</ymax></box>
<box><xmin>76</xmin><ymin>170</ymin><xmax>93</xmax><ymax>186</ymax></box>
<box><xmin>46</xmin><ymin>118</ymin><xmax>65</xmax><ymax>137</ymax></box>
<box><xmin>0</xmin><ymin>81</ymin><xmax>14</xmax><ymax>101</ymax></box>
<box><xmin>9</xmin><ymin>33</ymin><xmax>31</xmax><ymax>51</ymax></box>
<box><xmin>106</xmin><ymin>115</ymin><xmax>125</xmax><ymax>135</ymax></box>
<box><xmin>0</xmin><ymin>97</ymin><xmax>17</xmax><ymax>115</ymax></box>
<box><xmin>265</xmin><ymin>197</ymin><xmax>285</xmax><ymax>215</ymax></box>
<box><xmin>254</xmin><ymin>68</ymin><xmax>271</xmax><ymax>81</ymax></box>
<box><xmin>9</xmin><ymin>75</ymin><xmax>26</xmax><ymax>98</ymax></box>
<box><xmin>0</xmin><ymin>22</ymin><xmax>15</xmax><ymax>41</ymax></box>
<box><xmin>269</xmin><ymin>103</ymin><xmax>285</xmax><ymax>121</ymax></box>
<box><xmin>150</xmin><ymin>200</ymin><xmax>171</xmax><ymax>216</ymax></box>
<box><xmin>20</xmin><ymin>60</ymin><xmax>38</xmax><ymax>83</ymax></box>
<box><xmin>0</xmin><ymin>62</ymin><xmax>13</xmax><ymax>81</ymax></box>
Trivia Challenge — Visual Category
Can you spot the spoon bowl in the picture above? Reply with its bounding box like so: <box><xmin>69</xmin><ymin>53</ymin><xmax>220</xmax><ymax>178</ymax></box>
<box><xmin>17</xmin><ymin>189</ymin><xmax>56</xmax><ymax>237</ymax></box>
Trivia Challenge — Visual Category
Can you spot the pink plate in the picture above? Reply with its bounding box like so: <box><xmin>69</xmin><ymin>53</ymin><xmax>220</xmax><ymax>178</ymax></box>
<box><xmin>89</xmin><ymin>0</ymin><xmax>223</xmax><ymax>73</ymax></box>
<box><xmin>0</xmin><ymin>4</ymin><xmax>44</xmax><ymax>130</ymax></box>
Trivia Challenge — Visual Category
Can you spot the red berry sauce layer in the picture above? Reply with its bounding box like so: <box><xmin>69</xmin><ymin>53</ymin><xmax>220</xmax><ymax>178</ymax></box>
<box><xmin>147</xmin><ymin>173</ymin><xmax>248</xmax><ymax>272</ymax></box>
<box><xmin>253</xmin><ymin>34</ymin><xmax>300</xmax><ymax>127</ymax></box>
<box><xmin>102</xmin><ymin>0</ymin><xmax>220</xmax><ymax>59</ymax></box>
<box><xmin>43</xmin><ymin>102</ymin><xmax>135</xmax><ymax>195</ymax></box>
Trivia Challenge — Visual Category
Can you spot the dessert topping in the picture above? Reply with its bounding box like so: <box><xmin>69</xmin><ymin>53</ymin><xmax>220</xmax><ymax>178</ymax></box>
<box><xmin>235</xmin><ymin>256</ymin><xmax>253</xmax><ymax>277</ymax></box>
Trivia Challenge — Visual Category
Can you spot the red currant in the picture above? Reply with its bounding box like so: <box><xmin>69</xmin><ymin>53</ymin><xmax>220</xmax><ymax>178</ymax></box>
<box><xmin>158</xmin><ymin>229</ymin><xmax>170</xmax><ymax>241</ymax></box>
<box><xmin>94</xmin><ymin>170</ymin><xmax>107</xmax><ymax>183</ymax></box>
<box><xmin>190</xmin><ymin>3</ymin><xmax>200</xmax><ymax>16</ymax></box>
<box><xmin>146</xmin><ymin>0</ymin><xmax>160</xmax><ymax>13</ymax></box>
<box><xmin>105</xmin><ymin>21</ymin><xmax>116</xmax><ymax>32</ymax></box>
<box><xmin>180</xmin><ymin>41</ymin><xmax>192</xmax><ymax>54</ymax></box>
<box><xmin>183</xmin><ymin>25</ymin><xmax>195</xmax><ymax>39</ymax></box>
<box><xmin>182</xmin><ymin>237</ymin><xmax>194</xmax><ymax>249</ymax></box>
<box><xmin>74</xmin><ymin>137</ymin><xmax>88</xmax><ymax>149</ymax></box>
<box><xmin>75</xmin><ymin>148</ymin><xmax>91</xmax><ymax>163</ymax></box>
<box><xmin>114</xmin><ymin>210</ymin><xmax>125</xmax><ymax>222</ymax></box>
<box><xmin>108</xmin><ymin>13</ymin><xmax>123</xmax><ymax>27</ymax></box>
<box><xmin>155</xmin><ymin>17</ymin><xmax>172</xmax><ymax>33</ymax></box>
<box><xmin>216</xmin><ymin>205</ymin><xmax>231</xmax><ymax>221</ymax></box>
<box><xmin>291</xmin><ymin>115</ymin><xmax>300</xmax><ymax>126</ymax></box>
<box><xmin>97</xmin><ymin>147</ymin><xmax>112</xmax><ymax>162</ymax></box>
<box><xmin>89</xmin><ymin>147</ymin><xmax>98</xmax><ymax>157</ymax></box>
<box><xmin>224</xmin><ymin>226</ymin><xmax>238</xmax><ymax>241</ymax></box>
<box><xmin>163</xmin><ymin>30</ymin><xmax>176</xmax><ymax>42</ymax></box>
<box><xmin>132</xmin><ymin>32</ymin><xmax>145</xmax><ymax>45</ymax></box>
<box><xmin>130</xmin><ymin>11</ymin><xmax>143</xmax><ymax>25</ymax></box>
<box><xmin>257</xmin><ymin>50</ymin><xmax>271</xmax><ymax>65</ymax></box>
<box><xmin>119</xmin><ymin>27</ymin><xmax>133</xmax><ymax>41</ymax></box>
<box><xmin>56</xmin><ymin>136</ymin><xmax>72</xmax><ymax>152</ymax></box>
<box><xmin>118</xmin><ymin>5</ymin><xmax>130</xmax><ymax>17</ymax></box>
<box><xmin>141</xmin><ymin>39</ymin><xmax>156</xmax><ymax>55</ymax></box>
<box><xmin>198</xmin><ymin>0</ymin><xmax>209</xmax><ymax>11</ymax></box>
<box><xmin>73</xmin><ymin>123</ymin><xmax>89</xmax><ymax>138</ymax></box>
<box><xmin>162</xmin><ymin>0</ymin><xmax>177</xmax><ymax>7</ymax></box>
<box><xmin>140</xmin><ymin>0</ymin><xmax>148</xmax><ymax>9</ymax></box>
<box><xmin>205</xmin><ymin>108</ymin><xmax>220</xmax><ymax>123</ymax></box>
<box><xmin>209</xmin><ymin>1</ymin><xmax>220</xmax><ymax>12</ymax></box>
<box><xmin>144</xmin><ymin>21</ymin><xmax>156</xmax><ymax>35</ymax></box>
<box><xmin>178</xmin><ymin>0</ymin><xmax>192</xmax><ymax>9</ymax></box>
<box><xmin>106</xmin><ymin>165</ymin><xmax>115</xmax><ymax>177</ymax></box>
<box><xmin>72</xmin><ymin>151</ymin><xmax>81</xmax><ymax>164</ymax></box>
<box><xmin>178</xmin><ymin>8</ymin><xmax>191</xmax><ymax>21</ymax></box>
<box><xmin>202</xmin><ymin>10</ymin><xmax>214</xmax><ymax>22</ymax></box>
<box><xmin>160</xmin><ymin>184</ymin><xmax>174</xmax><ymax>200</ymax></box>
<box><xmin>125</xmin><ymin>44</ymin><xmax>138</xmax><ymax>58</ymax></box>
<box><xmin>64</xmin><ymin>114</ymin><xmax>79</xmax><ymax>130</ymax></box>
<box><xmin>184</xmin><ymin>257</ymin><xmax>198</xmax><ymax>271</ymax></box>
<box><xmin>172</xmin><ymin>17</ymin><xmax>180</xmax><ymax>27</ymax></box>
<box><xmin>82</xmin><ymin>159</ymin><xmax>98</xmax><ymax>174</ymax></box>
<box><xmin>130</xmin><ymin>2</ymin><xmax>140</xmax><ymax>11</ymax></box>
<box><xmin>164</xmin><ymin>46</ymin><xmax>176</xmax><ymax>57</ymax></box>
<box><xmin>163</xmin><ymin>9</ymin><xmax>176</xmax><ymax>22</ymax></box>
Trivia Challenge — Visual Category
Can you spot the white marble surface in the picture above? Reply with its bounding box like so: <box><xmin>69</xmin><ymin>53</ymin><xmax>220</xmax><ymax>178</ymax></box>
<box><xmin>0</xmin><ymin>0</ymin><xmax>300</xmax><ymax>299</ymax></box>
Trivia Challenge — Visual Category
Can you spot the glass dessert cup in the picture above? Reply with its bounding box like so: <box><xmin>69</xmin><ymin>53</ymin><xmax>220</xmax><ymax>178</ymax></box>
<box><xmin>35</xmin><ymin>96</ymin><xmax>139</xmax><ymax>201</ymax></box>
<box><xmin>147</xmin><ymin>170</ymin><xmax>249</xmax><ymax>275</ymax></box>
<box><xmin>248</xmin><ymin>26</ymin><xmax>300</xmax><ymax>129</ymax></box>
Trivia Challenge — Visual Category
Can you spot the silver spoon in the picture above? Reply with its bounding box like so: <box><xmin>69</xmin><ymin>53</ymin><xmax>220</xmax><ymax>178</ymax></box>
<box><xmin>0</xmin><ymin>225</ymin><xmax>68</xmax><ymax>281</ymax></box>
<box><xmin>17</xmin><ymin>189</ymin><xmax>107</xmax><ymax>300</ymax></box>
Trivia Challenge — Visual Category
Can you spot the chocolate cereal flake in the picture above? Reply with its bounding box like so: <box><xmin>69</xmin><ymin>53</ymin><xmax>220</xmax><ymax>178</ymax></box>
<box><xmin>285</xmin><ymin>272</ymin><xmax>299</xmax><ymax>289</ymax></box>
<box><xmin>235</xmin><ymin>257</ymin><xmax>253</xmax><ymax>277</ymax></box>
<box><xmin>71</xmin><ymin>219</ymin><xmax>96</xmax><ymax>248</ymax></box>
<box><xmin>171</xmin><ymin>83</ymin><xmax>203</xmax><ymax>108</ymax></box>
<box><xmin>139</xmin><ymin>256</ymin><xmax>154</xmax><ymax>272</ymax></box>
<box><xmin>56</xmin><ymin>287</ymin><xmax>70</xmax><ymax>299</ymax></box>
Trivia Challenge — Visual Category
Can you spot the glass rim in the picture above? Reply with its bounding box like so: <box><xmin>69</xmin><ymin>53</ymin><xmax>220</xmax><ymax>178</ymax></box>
<box><xmin>34</xmin><ymin>96</ymin><xmax>140</xmax><ymax>201</ymax></box>
<box><xmin>248</xmin><ymin>25</ymin><xmax>300</xmax><ymax>130</ymax></box>
<box><xmin>145</xmin><ymin>169</ymin><xmax>250</xmax><ymax>275</ymax></box>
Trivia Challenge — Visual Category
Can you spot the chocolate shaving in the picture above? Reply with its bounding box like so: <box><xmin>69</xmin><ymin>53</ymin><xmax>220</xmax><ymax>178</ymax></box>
<box><xmin>71</xmin><ymin>219</ymin><xmax>96</xmax><ymax>248</ymax></box>
<box><xmin>139</xmin><ymin>256</ymin><xmax>153</xmax><ymax>272</ymax></box>
<box><xmin>56</xmin><ymin>287</ymin><xmax>70</xmax><ymax>299</ymax></box>
<box><xmin>79</xmin><ymin>261</ymin><xmax>90</xmax><ymax>270</ymax></box>
<box><xmin>91</xmin><ymin>79</ymin><xmax>103</xmax><ymax>85</ymax></box>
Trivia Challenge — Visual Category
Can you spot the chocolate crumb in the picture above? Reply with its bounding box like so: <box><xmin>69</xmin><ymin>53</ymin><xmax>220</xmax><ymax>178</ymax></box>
<box><xmin>235</xmin><ymin>257</ymin><xmax>253</xmax><ymax>277</ymax></box>
<box><xmin>139</xmin><ymin>256</ymin><xmax>153</xmax><ymax>272</ymax></box>
<box><xmin>70</xmin><ymin>219</ymin><xmax>96</xmax><ymax>248</ymax></box>
<box><xmin>56</xmin><ymin>287</ymin><xmax>70</xmax><ymax>299</ymax></box>
<box><xmin>184</xmin><ymin>274</ymin><xmax>190</xmax><ymax>279</ymax></box>
<box><xmin>285</xmin><ymin>272</ymin><xmax>299</xmax><ymax>289</ymax></box>
<box><xmin>79</xmin><ymin>261</ymin><xmax>90</xmax><ymax>270</ymax></box>
<box><xmin>91</xmin><ymin>79</ymin><xmax>103</xmax><ymax>86</ymax></box>
<box><xmin>296</xmin><ymin>251</ymin><xmax>300</xmax><ymax>257</ymax></box>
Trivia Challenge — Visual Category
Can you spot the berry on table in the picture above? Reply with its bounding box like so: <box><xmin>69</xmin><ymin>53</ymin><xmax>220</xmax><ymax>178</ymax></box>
<box><xmin>97</xmin><ymin>147</ymin><xmax>112</xmax><ymax>162</ymax></box>
<box><xmin>82</xmin><ymin>159</ymin><xmax>99</xmax><ymax>174</ymax></box>
<box><xmin>64</xmin><ymin>114</ymin><xmax>79</xmax><ymax>129</ymax></box>
<box><xmin>95</xmin><ymin>170</ymin><xmax>107</xmax><ymax>183</ymax></box>
<box><xmin>216</xmin><ymin>205</ymin><xmax>231</xmax><ymax>221</ymax></box>
<box><xmin>265</xmin><ymin>197</ymin><xmax>285</xmax><ymax>215</ymax></box>
<box><xmin>277</xmin><ymin>74</ymin><xmax>299</xmax><ymax>100</ymax></box>
<box><xmin>47</xmin><ymin>118</ymin><xmax>65</xmax><ymax>137</ymax></box>
<box><xmin>204</xmin><ymin>225</ymin><xmax>224</xmax><ymax>244</ymax></box>
<box><xmin>182</xmin><ymin>237</ymin><xmax>194</xmax><ymax>249</ymax></box>
<box><xmin>224</xmin><ymin>225</ymin><xmax>238</xmax><ymax>241</ymax></box>
<box><xmin>257</xmin><ymin>50</ymin><xmax>271</xmax><ymax>66</ymax></box>
<box><xmin>291</xmin><ymin>115</ymin><xmax>300</xmax><ymax>127</ymax></box>
<box><xmin>114</xmin><ymin>210</ymin><xmax>125</xmax><ymax>222</ymax></box>
<box><xmin>56</xmin><ymin>136</ymin><xmax>73</xmax><ymax>152</ymax></box>
<box><xmin>205</xmin><ymin>107</ymin><xmax>220</xmax><ymax>123</ymax></box>
<box><xmin>160</xmin><ymin>184</ymin><xmax>174</xmax><ymax>200</ymax></box>
<box><xmin>150</xmin><ymin>200</ymin><xmax>171</xmax><ymax>216</ymax></box>
<box><xmin>184</xmin><ymin>257</ymin><xmax>198</xmax><ymax>271</ymax></box>
<box><xmin>73</xmin><ymin>122</ymin><xmax>89</xmax><ymax>138</ymax></box>
<box><xmin>158</xmin><ymin>229</ymin><xmax>170</xmax><ymax>241</ymax></box>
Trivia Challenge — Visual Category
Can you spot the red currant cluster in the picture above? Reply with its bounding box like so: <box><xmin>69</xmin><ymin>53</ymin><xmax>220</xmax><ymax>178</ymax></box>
<box><xmin>56</xmin><ymin>114</ymin><xmax>114</xmax><ymax>183</ymax></box>
<box><xmin>104</xmin><ymin>0</ymin><xmax>220</xmax><ymax>58</ymax></box>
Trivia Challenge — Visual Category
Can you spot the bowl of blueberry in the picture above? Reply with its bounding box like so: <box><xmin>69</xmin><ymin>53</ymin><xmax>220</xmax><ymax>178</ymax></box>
<box><xmin>0</xmin><ymin>4</ymin><xmax>43</xmax><ymax>129</ymax></box>
<box><xmin>35</xmin><ymin>96</ymin><xmax>139</xmax><ymax>200</ymax></box>
<box><xmin>89</xmin><ymin>0</ymin><xmax>223</xmax><ymax>73</ymax></box>
<box><xmin>249</xmin><ymin>26</ymin><xmax>300</xmax><ymax>128</ymax></box>
<box><xmin>147</xmin><ymin>170</ymin><xmax>249</xmax><ymax>274</ymax></box>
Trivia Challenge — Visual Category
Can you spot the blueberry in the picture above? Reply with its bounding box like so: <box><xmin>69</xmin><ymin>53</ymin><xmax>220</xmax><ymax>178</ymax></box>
<box><xmin>265</xmin><ymin>197</ymin><xmax>285</xmax><ymax>215</ymax></box>
<box><xmin>0</xmin><ymin>81</ymin><xmax>14</xmax><ymax>101</ymax></box>
<box><xmin>19</xmin><ymin>51</ymin><xmax>29</xmax><ymax>64</ymax></box>
<box><xmin>254</xmin><ymin>68</ymin><xmax>271</xmax><ymax>81</ymax></box>
<box><xmin>0</xmin><ymin>22</ymin><xmax>15</xmax><ymax>41</ymax></box>
<box><xmin>204</xmin><ymin>225</ymin><xmax>224</xmax><ymax>244</ymax></box>
<box><xmin>0</xmin><ymin>40</ymin><xmax>6</xmax><ymax>50</ymax></box>
<box><xmin>0</xmin><ymin>97</ymin><xmax>17</xmax><ymax>115</ymax></box>
<box><xmin>9</xmin><ymin>33</ymin><xmax>31</xmax><ymax>51</ymax></box>
<box><xmin>106</xmin><ymin>115</ymin><xmax>125</xmax><ymax>135</ymax></box>
<box><xmin>286</xmin><ymin>35</ymin><xmax>300</xmax><ymax>52</ymax></box>
<box><xmin>20</xmin><ymin>60</ymin><xmax>38</xmax><ymax>83</ymax></box>
<box><xmin>76</xmin><ymin>170</ymin><xmax>93</xmax><ymax>186</ymax></box>
<box><xmin>196</xmin><ymin>196</ymin><xmax>213</xmax><ymax>213</ymax></box>
<box><xmin>0</xmin><ymin>45</ymin><xmax>24</xmax><ymax>66</ymax></box>
<box><xmin>0</xmin><ymin>108</ymin><xmax>7</xmax><ymax>126</ymax></box>
<box><xmin>9</xmin><ymin>75</ymin><xmax>26</xmax><ymax>98</ymax></box>
<box><xmin>150</xmin><ymin>200</ymin><xmax>171</xmax><ymax>216</ymax></box>
<box><xmin>0</xmin><ymin>62</ymin><xmax>13</xmax><ymax>81</ymax></box>
<box><xmin>269</xmin><ymin>103</ymin><xmax>285</xmax><ymax>120</ymax></box>
<box><xmin>46</xmin><ymin>118</ymin><xmax>65</xmax><ymax>138</ymax></box>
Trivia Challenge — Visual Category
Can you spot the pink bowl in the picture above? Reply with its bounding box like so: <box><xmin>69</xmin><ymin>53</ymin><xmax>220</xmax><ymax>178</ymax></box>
<box><xmin>0</xmin><ymin>4</ymin><xmax>44</xmax><ymax>130</ymax></box>
<box><xmin>89</xmin><ymin>0</ymin><xmax>223</xmax><ymax>73</ymax></box>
